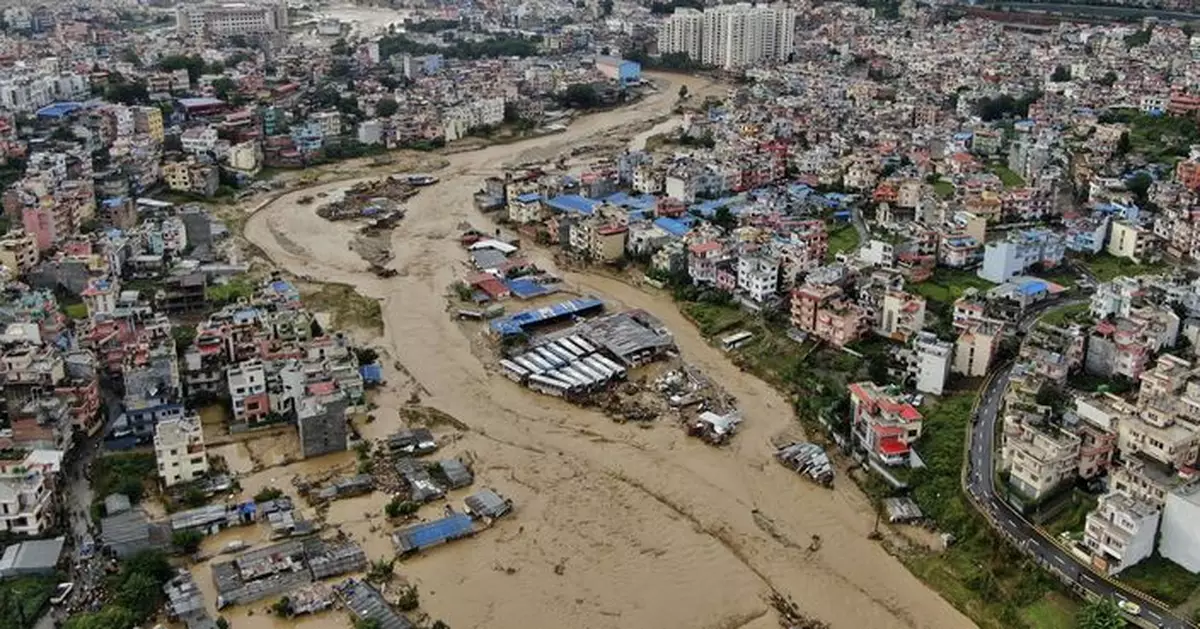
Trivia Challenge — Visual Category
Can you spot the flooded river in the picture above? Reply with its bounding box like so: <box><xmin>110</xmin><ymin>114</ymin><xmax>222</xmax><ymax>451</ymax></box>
<box><xmin>241</xmin><ymin>71</ymin><xmax>976</xmax><ymax>629</ymax></box>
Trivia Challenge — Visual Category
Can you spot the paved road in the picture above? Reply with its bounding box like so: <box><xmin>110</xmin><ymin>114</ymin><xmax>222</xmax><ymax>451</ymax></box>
<box><xmin>965</xmin><ymin>297</ymin><xmax>1191</xmax><ymax>629</ymax></box>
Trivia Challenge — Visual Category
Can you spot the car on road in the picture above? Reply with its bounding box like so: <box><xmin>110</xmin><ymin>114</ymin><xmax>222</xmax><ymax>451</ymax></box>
<box><xmin>1117</xmin><ymin>599</ymin><xmax>1141</xmax><ymax>616</ymax></box>
<box><xmin>50</xmin><ymin>582</ymin><xmax>74</xmax><ymax>605</ymax></box>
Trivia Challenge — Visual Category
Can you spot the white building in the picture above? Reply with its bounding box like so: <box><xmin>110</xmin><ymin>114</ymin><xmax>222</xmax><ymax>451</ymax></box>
<box><xmin>700</xmin><ymin>3</ymin><xmax>795</xmax><ymax>69</ymax></box>
<box><xmin>227</xmin><ymin>359</ymin><xmax>267</xmax><ymax>425</ymax></box>
<box><xmin>906</xmin><ymin>332</ymin><xmax>953</xmax><ymax>396</ymax></box>
<box><xmin>657</xmin><ymin>8</ymin><xmax>704</xmax><ymax>60</ymax></box>
<box><xmin>978</xmin><ymin>228</ymin><xmax>1066</xmax><ymax>284</ymax></box>
<box><xmin>0</xmin><ymin>451</ymin><xmax>59</xmax><ymax>536</ymax></box>
<box><xmin>358</xmin><ymin>119</ymin><xmax>384</xmax><ymax>146</ymax></box>
<box><xmin>1083</xmin><ymin>491</ymin><xmax>1160</xmax><ymax>575</ymax></box>
<box><xmin>1005</xmin><ymin>421</ymin><xmax>1081</xmax><ymax>500</ymax></box>
<box><xmin>311</xmin><ymin>111</ymin><xmax>342</xmax><ymax>138</ymax></box>
<box><xmin>858</xmin><ymin>239</ymin><xmax>895</xmax><ymax>267</ymax></box>
<box><xmin>154</xmin><ymin>414</ymin><xmax>209</xmax><ymax>487</ymax></box>
<box><xmin>226</xmin><ymin>141</ymin><xmax>261</xmax><ymax>173</ymax></box>
<box><xmin>176</xmin><ymin>0</ymin><xmax>288</xmax><ymax>36</ymax></box>
<box><xmin>180</xmin><ymin>126</ymin><xmax>219</xmax><ymax>156</ymax></box>
<box><xmin>736</xmin><ymin>252</ymin><xmax>778</xmax><ymax>304</ymax></box>
<box><xmin>1160</xmin><ymin>481</ymin><xmax>1200</xmax><ymax>573</ymax></box>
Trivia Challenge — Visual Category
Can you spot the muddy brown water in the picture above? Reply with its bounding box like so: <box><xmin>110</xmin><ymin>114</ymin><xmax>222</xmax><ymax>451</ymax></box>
<box><xmin>237</xmin><ymin>71</ymin><xmax>978</xmax><ymax>629</ymax></box>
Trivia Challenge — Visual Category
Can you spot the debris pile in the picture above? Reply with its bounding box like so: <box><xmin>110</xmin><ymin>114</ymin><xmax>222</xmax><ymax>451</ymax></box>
<box><xmin>775</xmin><ymin>442</ymin><xmax>834</xmax><ymax>487</ymax></box>
<box><xmin>317</xmin><ymin>176</ymin><xmax>419</xmax><ymax>221</ymax></box>
<box><xmin>768</xmin><ymin>591</ymin><xmax>831</xmax><ymax>629</ymax></box>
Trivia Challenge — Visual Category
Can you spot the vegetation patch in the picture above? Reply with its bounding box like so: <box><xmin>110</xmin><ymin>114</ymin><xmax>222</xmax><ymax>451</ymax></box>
<box><xmin>825</xmin><ymin>223</ymin><xmax>861</xmax><ymax>261</ymax></box>
<box><xmin>302</xmin><ymin>282</ymin><xmax>383</xmax><ymax>334</ymax></box>
<box><xmin>989</xmin><ymin>163</ymin><xmax>1027</xmax><ymax>188</ymax></box>
<box><xmin>1117</xmin><ymin>553</ymin><xmax>1200</xmax><ymax>607</ymax></box>
<box><xmin>1076</xmin><ymin>253</ymin><xmax>1168</xmax><ymax>283</ymax></box>
<box><xmin>0</xmin><ymin>575</ymin><xmax>57</xmax><ymax>629</ymax></box>
<box><xmin>92</xmin><ymin>452</ymin><xmax>158</xmax><ymax>506</ymax></box>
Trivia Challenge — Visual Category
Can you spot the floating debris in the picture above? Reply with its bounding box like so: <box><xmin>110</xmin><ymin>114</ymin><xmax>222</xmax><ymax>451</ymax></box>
<box><xmin>775</xmin><ymin>442</ymin><xmax>834</xmax><ymax>487</ymax></box>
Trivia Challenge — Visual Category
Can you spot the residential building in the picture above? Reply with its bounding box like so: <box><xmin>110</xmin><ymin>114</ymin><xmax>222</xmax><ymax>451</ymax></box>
<box><xmin>848</xmin><ymin>381</ymin><xmax>924</xmax><ymax>466</ymax></box>
<box><xmin>903</xmin><ymin>332</ymin><xmax>953</xmax><ymax>396</ymax></box>
<box><xmin>154</xmin><ymin>414</ymin><xmax>209</xmax><ymax>487</ymax></box>
<box><xmin>1086</xmin><ymin>306</ymin><xmax>1181</xmax><ymax>381</ymax></box>
<box><xmin>298</xmin><ymin>390</ymin><xmax>349</xmax><ymax>459</ymax></box>
<box><xmin>228</xmin><ymin>359</ymin><xmax>269</xmax><ymax>429</ymax></box>
<box><xmin>0</xmin><ymin>231</ymin><xmax>38</xmax><ymax>274</ymax></box>
<box><xmin>180</xmin><ymin>126</ymin><xmax>219</xmax><ymax>156</ymax></box>
<box><xmin>736</xmin><ymin>252</ymin><xmax>778</xmax><ymax>304</ymax></box>
<box><xmin>877</xmin><ymin>290</ymin><xmax>926</xmax><ymax>342</ymax></box>
<box><xmin>0</xmin><ymin>450</ymin><xmax>57</xmax><ymax>536</ymax></box>
<box><xmin>656</xmin><ymin>8</ymin><xmax>704</xmax><ymax>60</ymax></box>
<box><xmin>176</xmin><ymin>0</ymin><xmax>288</xmax><ymax>36</ymax></box>
<box><xmin>163</xmin><ymin>159</ymin><xmax>219</xmax><ymax>198</ymax></box>
<box><xmin>954</xmin><ymin>321</ymin><xmax>1003</xmax><ymax>377</ymax></box>
<box><xmin>1160</xmin><ymin>481</ymin><xmax>1200</xmax><ymax>573</ymax></box>
<box><xmin>1083</xmin><ymin>491</ymin><xmax>1160</xmax><ymax>575</ymax></box>
<box><xmin>978</xmin><ymin>228</ymin><xmax>1066</xmax><ymax>284</ymax></box>
<box><xmin>1003</xmin><ymin>411</ymin><xmax>1081</xmax><ymax>500</ymax></box>
<box><xmin>791</xmin><ymin>284</ymin><xmax>868</xmax><ymax>347</ymax></box>
<box><xmin>1107</xmin><ymin>219</ymin><xmax>1157</xmax><ymax>264</ymax></box>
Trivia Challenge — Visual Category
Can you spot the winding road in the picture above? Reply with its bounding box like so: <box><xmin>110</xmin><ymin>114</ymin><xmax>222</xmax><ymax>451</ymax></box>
<box><xmin>965</xmin><ymin>296</ymin><xmax>1192</xmax><ymax>629</ymax></box>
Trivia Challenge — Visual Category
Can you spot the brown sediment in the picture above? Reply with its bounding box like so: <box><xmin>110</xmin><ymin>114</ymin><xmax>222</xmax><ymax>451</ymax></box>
<box><xmin>235</xmin><ymin>70</ymin><xmax>978</xmax><ymax>629</ymax></box>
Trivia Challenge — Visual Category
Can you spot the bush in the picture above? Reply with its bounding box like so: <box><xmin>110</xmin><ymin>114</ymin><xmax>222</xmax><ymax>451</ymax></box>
<box><xmin>395</xmin><ymin>585</ymin><xmax>419</xmax><ymax>611</ymax></box>
<box><xmin>271</xmin><ymin>596</ymin><xmax>292</xmax><ymax>617</ymax></box>
<box><xmin>172</xmin><ymin>529</ymin><xmax>204</xmax><ymax>554</ymax></box>
<box><xmin>254</xmin><ymin>487</ymin><xmax>284</xmax><ymax>502</ymax></box>
<box><xmin>384</xmin><ymin>498</ymin><xmax>420</xmax><ymax>519</ymax></box>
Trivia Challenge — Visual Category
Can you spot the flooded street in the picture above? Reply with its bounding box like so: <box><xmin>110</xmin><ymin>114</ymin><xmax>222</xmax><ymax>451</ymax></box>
<box><xmin>241</xmin><ymin>72</ymin><xmax>976</xmax><ymax>629</ymax></box>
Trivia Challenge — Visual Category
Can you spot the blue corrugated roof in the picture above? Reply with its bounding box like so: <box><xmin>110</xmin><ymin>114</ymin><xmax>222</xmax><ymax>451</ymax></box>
<box><xmin>35</xmin><ymin>102</ymin><xmax>83</xmax><ymax>118</ymax></box>
<box><xmin>515</xmin><ymin>192</ymin><xmax>541</xmax><ymax>203</ymax></box>
<box><xmin>1019</xmin><ymin>279</ymin><xmax>1048</xmax><ymax>295</ymax></box>
<box><xmin>546</xmin><ymin>194</ymin><xmax>599</xmax><ymax>215</ymax></box>
<box><xmin>399</xmin><ymin>514</ymin><xmax>474</xmax><ymax>549</ymax></box>
<box><xmin>654</xmin><ymin>217</ymin><xmax>690</xmax><ymax>237</ymax></box>
<box><xmin>505</xmin><ymin>278</ymin><xmax>551</xmax><ymax>299</ymax></box>
<box><xmin>489</xmin><ymin>297</ymin><xmax>604</xmax><ymax>336</ymax></box>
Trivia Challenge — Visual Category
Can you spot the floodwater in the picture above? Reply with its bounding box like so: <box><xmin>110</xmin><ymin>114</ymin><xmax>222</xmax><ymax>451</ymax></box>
<box><xmin>240</xmin><ymin>71</ymin><xmax>978</xmax><ymax>629</ymax></box>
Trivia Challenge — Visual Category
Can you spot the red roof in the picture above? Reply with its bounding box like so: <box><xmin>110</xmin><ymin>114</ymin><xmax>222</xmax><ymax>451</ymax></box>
<box><xmin>307</xmin><ymin>381</ymin><xmax>337</xmax><ymax>396</ymax></box>
<box><xmin>689</xmin><ymin>241</ymin><xmax>722</xmax><ymax>255</ymax></box>
<box><xmin>878</xmin><ymin>438</ymin><xmax>910</xmax><ymax>456</ymax></box>
<box><xmin>475</xmin><ymin>278</ymin><xmax>510</xmax><ymax>299</ymax></box>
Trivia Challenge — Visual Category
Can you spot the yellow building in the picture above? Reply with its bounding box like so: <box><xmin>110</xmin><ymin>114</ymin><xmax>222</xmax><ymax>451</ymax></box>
<box><xmin>133</xmin><ymin>106</ymin><xmax>164</xmax><ymax>143</ymax></box>
<box><xmin>1107</xmin><ymin>219</ymin><xmax>1155</xmax><ymax>264</ymax></box>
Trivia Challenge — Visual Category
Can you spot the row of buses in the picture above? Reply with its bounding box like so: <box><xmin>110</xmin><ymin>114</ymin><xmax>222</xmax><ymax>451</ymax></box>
<box><xmin>498</xmin><ymin>335</ymin><xmax>628</xmax><ymax>397</ymax></box>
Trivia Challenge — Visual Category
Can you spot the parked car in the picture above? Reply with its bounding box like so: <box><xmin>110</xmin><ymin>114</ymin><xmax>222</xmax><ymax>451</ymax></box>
<box><xmin>1117</xmin><ymin>599</ymin><xmax>1141</xmax><ymax>616</ymax></box>
<box><xmin>50</xmin><ymin>582</ymin><xmax>74</xmax><ymax>605</ymax></box>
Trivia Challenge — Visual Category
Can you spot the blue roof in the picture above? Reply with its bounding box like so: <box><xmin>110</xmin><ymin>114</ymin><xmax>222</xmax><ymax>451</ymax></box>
<box><xmin>359</xmin><ymin>363</ymin><xmax>384</xmax><ymax>384</ymax></box>
<box><xmin>504</xmin><ymin>278</ymin><xmax>552</xmax><ymax>299</ymax></box>
<box><xmin>489</xmin><ymin>297</ymin><xmax>604</xmax><ymax>337</ymax></box>
<box><xmin>1019</xmin><ymin>279</ymin><xmax>1048</xmax><ymax>295</ymax></box>
<box><xmin>397</xmin><ymin>514</ymin><xmax>474</xmax><ymax>550</ymax></box>
<box><xmin>178</xmin><ymin>97</ymin><xmax>225</xmax><ymax>108</ymax></box>
<box><xmin>35</xmin><ymin>102</ymin><xmax>83</xmax><ymax>118</ymax></box>
<box><xmin>603</xmin><ymin>192</ymin><xmax>657</xmax><ymax>211</ymax></box>
<box><xmin>515</xmin><ymin>192</ymin><xmax>541</xmax><ymax>203</ymax></box>
<box><xmin>654</xmin><ymin>217</ymin><xmax>690</xmax><ymax>237</ymax></box>
<box><xmin>546</xmin><ymin>194</ymin><xmax>600</xmax><ymax>216</ymax></box>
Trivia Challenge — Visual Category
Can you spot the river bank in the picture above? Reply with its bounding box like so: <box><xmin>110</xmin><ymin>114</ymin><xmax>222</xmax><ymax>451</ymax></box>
<box><xmin>239</xmin><ymin>70</ymin><xmax>976</xmax><ymax>629</ymax></box>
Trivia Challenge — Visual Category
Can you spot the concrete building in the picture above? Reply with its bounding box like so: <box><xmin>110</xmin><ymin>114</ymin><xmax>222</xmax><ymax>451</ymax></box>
<box><xmin>954</xmin><ymin>321</ymin><xmax>1002</xmax><ymax>377</ymax></box>
<box><xmin>1083</xmin><ymin>491</ymin><xmax>1160</xmax><ymax>575</ymax></box>
<box><xmin>978</xmin><ymin>228</ymin><xmax>1066</xmax><ymax>284</ymax></box>
<box><xmin>1160</xmin><ymin>481</ymin><xmax>1200</xmax><ymax>573</ymax></box>
<box><xmin>736</xmin><ymin>252</ymin><xmax>779</xmax><ymax>304</ymax></box>
<box><xmin>877</xmin><ymin>290</ymin><xmax>926</xmax><ymax>342</ymax></box>
<box><xmin>228</xmin><ymin>360</ymin><xmax>269</xmax><ymax>428</ymax></box>
<box><xmin>1004</xmin><ymin>420</ymin><xmax>1081</xmax><ymax>501</ymax></box>
<box><xmin>176</xmin><ymin>0</ymin><xmax>288</xmax><ymax>36</ymax></box>
<box><xmin>790</xmin><ymin>284</ymin><xmax>868</xmax><ymax>347</ymax></box>
<box><xmin>699</xmin><ymin>3</ymin><xmax>796</xmax><ymax>69</ymax></box>
<box><xmin>1107</xmin><ymin>219</ymin><xmax>1157</xmax><ymax>264</ymax></box>
<box><xmin>656</xmin><ymin>8</ymin><xmax>704</xmax><ymax>61</ymax></box>
<box><xmin>0</xmin><ymin>230</ymin><xmax>38</xmax><ymax>274</ymax></box>
<box><xmin>904</xmin><ymin>332</ymin><xmax>953</xmax><ymax>396</ymax></box>
<box><xmin>298</xmin><ymin>392</ymin><xmax>349</xmax><ymax>459</ymax></box>
<box><xmin>0</xmin><ymin>450</ymin><xmax>57</xmax><ymax>536</ymax></box>
<box><xmin>848</xmin><ymin>381</ymin><xmax>923</xmax><ymax>466</ymax></box>
<box><xmin>154</xmin><ymin>414</ymin><xmax>209</xmax><ymax>487</ymax></box>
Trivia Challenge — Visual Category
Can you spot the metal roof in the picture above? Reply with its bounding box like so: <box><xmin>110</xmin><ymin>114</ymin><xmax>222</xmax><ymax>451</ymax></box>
<box><xmin>338</xmin><ymin>579</ymin><xmax>414</xmax><ymax>629</ymax></box>
<box><xmin>392</xmin><ymin>514</ymin><xmax>474</xmax><ymax>552</ymax></box>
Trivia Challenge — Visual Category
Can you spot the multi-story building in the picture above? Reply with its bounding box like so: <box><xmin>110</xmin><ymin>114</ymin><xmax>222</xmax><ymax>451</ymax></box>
<box><xmin>180</xmin><ymin>126</ymin><xmax>219</xmax><ymax>156</ymax></box>
<box><xmin>1086</xmin><ymin>306</ymin><xmax>1181</xmax><ymax>381</ymax></box>
<box><xmin>0</xmin><ymin>230</ymin><xmax>38</xmax><ymax>274</ymax></box>
<box><xmin>657</xmin><ymin>8</ymin><xmax>703</xmax><ymax>60</ymax></box>
<box><xmin>954</xmin><ymin>321</ymin><xmax>1003</xmax><ymax>377</ymax></box>
<box><xmin>163</xmin><ymin>159</ymin><xmax>220</xmax><ymax>198</ymax></box>
<box><xmin>1159</xmin><ymin>481</ymin><xmax>1200</xmax><ymax>573</ymax></box>
<box><xmin>790</xmin><ymin>284</ymin><xmax>868</xmax><ymax>347</ymax></box>
<box><xmin>848</xmin><ymin>381</ymin><xmax>923</xmax><ymax>466</ymax></box>
<box><xmin>0</xmin><ymin>450</ymin><xmax>57</xmax><ymax>536</ymax></box>
<box><xmin>877</xmin><ymin>290</ymin><xmax>926</xmax><ymax>343</ymax></box>
<box><xmin>1107</xmin><ymin>219</ymin><xmax>1157</xmax><ymax>264</ymax></box>
<box><xmin>298</xmin><ymin>390</ymin><xmax>349</xmax><ymax>459</ymax></box>
<box><xmin>1018</xmin><ymin>322</ymin><xmax>1086</xmax><ymax>385</ymax></box>
<box><xmin>902</xmin><ymin>332</ymin><xmax>953</xmax><ymax>396</ymax></box>
<box><xmin>735</xmin><ymin>252</ymin><xmax>778</xmax><ymax>304</ymax></box>
<box><xmin>1083</xmin><ymin>491</ymin><xmax>1160</xmax><ymax>575</ymax></box>
<box><xmin>1003</xmin><ymin>417</ymin><xmax>1081</xmax><ymax>501</ymax></box>
<box><xmin>228</xmin><ymin>359</ymin><xmax>270</xmax><ymax>428</ymax></box>
<box><xmin>977</xmin><ymin>228</ymin><xmax>1065</xmax><ymax>284</ymax></box>
<box><xmin>176</xmin><ymin>0</ymin><xmax>288</xmax><ymax>36</ymax></box>
<box><xmin>154</xmin><ymin>414</ymin><xmax>209</xmax><ymax>487</ymax></box>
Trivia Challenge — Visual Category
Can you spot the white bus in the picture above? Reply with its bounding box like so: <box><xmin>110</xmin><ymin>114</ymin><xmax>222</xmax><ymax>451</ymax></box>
<box><xmin>499</xmin><ymin>359</ymin><xmax>529</xmax><ymax>383</ymax></box>
<box><xmin>720</xmin><ymin>331</ymin><xmax>754</xmax><ymax>351</ymax></box>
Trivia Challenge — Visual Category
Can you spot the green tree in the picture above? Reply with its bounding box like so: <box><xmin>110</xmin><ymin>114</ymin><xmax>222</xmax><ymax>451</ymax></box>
<box><xmin>1075</xmin><ymin>597</ymin><xmax>1126</xmax><ymax>629</ymax></box>
<box><xmin>712</xmin><ymin>206</ymin><xmax>736</xmax><ymax>231</ymax></box>
<box><xmin>211</xmin><ymin>77</ymin><xmax>238</xmax><ymax>101</ymax></box>
<box><xmin>1050</xmin><ymin>65</ymin><xmax>1071</xmax><ymax>82</ymax></box>
<box><xmin>64</xmin><ymin>606</ymin><xmax>138</xmax><ymax>629</ymax></box>
<box><xmin>172</xmin><ymin>529</ymin><xmax>204</xmax><ymax>554</ymax></box>
<box><xmin>159</xmin><ymin>54</ymin><xmax>205</xmax><ymax>83</ymax></box>
<box><xmin>1115</xmin><ymin>132</ymin><xmax>1131</xmax><ymax>156</ymax></box>
<box><xmin>114</xmin><ymin>572</ymin><xmax>163</xmax><ymax>618</ymax></box>
<box><xmin>355</xmin><ymin>619</ymin><xmax>381</xmax><ymax>629</ymax></box>
<box><xmin>254</xmin><ymin>486</ymin><xmax>284</xmax><ymax>502</ymax></box>
<box><xmin>558</xmin><ymin>83</ymin><xmax>599</xmax><ymax>109</ymax></box>
<box><xmin>375</xmin><ymin>97</ymin><xmax>399</xmax><ymax>117</ymax></box>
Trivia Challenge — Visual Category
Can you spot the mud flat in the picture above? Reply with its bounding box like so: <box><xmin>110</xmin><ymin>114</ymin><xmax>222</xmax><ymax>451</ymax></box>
<box><xmin>242</xmin><ymin>71</ymin><xmax>976</xmax><ymax>629</ymax></box>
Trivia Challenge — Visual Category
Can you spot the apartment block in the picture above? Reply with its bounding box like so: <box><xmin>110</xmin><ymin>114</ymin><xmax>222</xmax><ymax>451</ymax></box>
<box><xmin>154</xmin><ymin>414</ymin><xmax>209</xmax><ymax>487</ymax></box>
<box><xmin>791</xmin><ymin>284</ymin><xmax>868</xmax><ymax>347</ymax></box>
<box><xmin>735</xmin><ymin>252</ymin><xmax>779</xmax><ymax>304</ymax></box>
<box><xmin>978</xmin><ymin>228</ymin><xmax>1066</xmax><ymax>284</ymax></box>
<box><xmin>1107</xmin><ymin>219</ymin><xmax>1157</xmax><ymax>264</ymax></box>
<box><xmin>1160</xmin><ymin>481</ymin><xmax>1200</xmax><ymax>573</ymax></box>
<box><xmin>848</xmin><ymin>381</ymin><xmax>923</xmax><ymax>466</ymax></box>
<box><xmin>877</xmin><ymin>290</ymin><xmax>926</xmax><ymax>342</ymax></box>
<box><xmin>954</xmin><ymin>321</ymin><xmax>1003</xmax><ymax>377</ymax></box>
<box><xmin>228</xmin><ymin>359</ymin><xmax>270</xmax><ymax>428</ymax></box>
<box><xmin>297</xmin><ymin>390</ymin><xmax>350</xmax><ymax>459</ymax></box>
<box><xmin>0</xmin><ymin>450</ymin><xmax>57</xmax><ymax>536</ymax></box>
<box><xmin>1083</xmin><ymin>491</ymin><xmax>1159</xmax><ymax>575</ymax></box>
<box><xmin>902</xmin><ymin>331</ymin><xmax>953</xmax><ymax>396</ymax></box>
<box><xmin>1003</xmin><ymin>416</ymin><xmax>1081</xmax><ymax>501</ymax></box>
